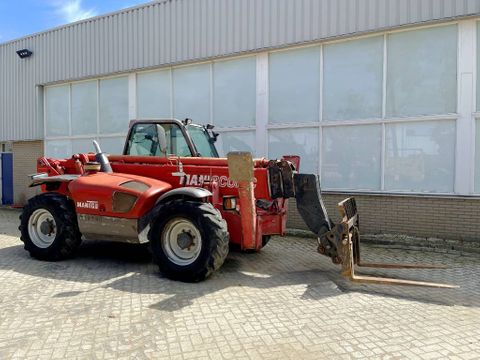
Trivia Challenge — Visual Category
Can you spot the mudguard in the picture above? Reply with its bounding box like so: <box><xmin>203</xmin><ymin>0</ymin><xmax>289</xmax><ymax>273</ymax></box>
<box><xmin>138</xmin><ymin>187</ymin><xmax>213</xmax><ymax>244</ymax></box>
<box><xmin>156</xmin><ymin>187</ymin><xmax>212</xmax><ymax>204</ymax></box>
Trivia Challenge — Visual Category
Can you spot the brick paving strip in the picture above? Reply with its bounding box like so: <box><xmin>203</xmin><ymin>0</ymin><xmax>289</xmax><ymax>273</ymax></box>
<box><xmin>0</xmin><ymin>208</ymin><xmax>479</xmax><ymax>359</ymax></box>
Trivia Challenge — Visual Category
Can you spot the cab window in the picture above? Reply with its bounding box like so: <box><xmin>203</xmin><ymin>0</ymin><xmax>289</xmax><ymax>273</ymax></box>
<box><xmin>187</xmin><ymin>125</ymin><xmax>219</xmax><ymax>157</ymax></box>
<box><xmin>125</xmin><ymin>123</ymin><xmax>192</xmax><ymax>157</ymax></box>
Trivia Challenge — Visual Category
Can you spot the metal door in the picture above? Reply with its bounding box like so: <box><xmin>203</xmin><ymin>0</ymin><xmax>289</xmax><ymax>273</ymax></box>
<box><xmin>1</xmin><ymin>153</ymin><xmax>13</xmax><ymax>205</ymax></box>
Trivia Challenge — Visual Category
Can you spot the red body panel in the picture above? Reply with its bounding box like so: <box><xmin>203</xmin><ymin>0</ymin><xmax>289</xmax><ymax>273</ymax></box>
<box><xmin>37</xmin><ymin>154</ymin><xmax>289</xmax><ymax>248</ymax></box>
<box><xmin>68</xmin><ymin>173</ymin><xmax>172</xmax><ymax>219</ymax></box>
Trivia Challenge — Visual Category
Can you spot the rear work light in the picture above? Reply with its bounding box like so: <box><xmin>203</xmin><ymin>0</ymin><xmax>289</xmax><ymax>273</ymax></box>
<box><xmin>223</xmin><ymin>196</ymin><xmax>237</xmax><ymax>210</ymax></box>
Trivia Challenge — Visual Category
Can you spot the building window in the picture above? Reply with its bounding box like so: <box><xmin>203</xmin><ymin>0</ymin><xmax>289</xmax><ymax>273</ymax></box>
<box><xmin>385</xmin><ymin>121</ymin><xmax>456</xmax><ymax>192</ymax></box>
<box><xmin>44</xmin><ymin>76</ymin><xmax>129</xmax><ymax>158</ymax></box>
<box><xmin>0</xmin><ymin>143</ymin><xmax>12</xmax><ymax>153</ymax></box>
<box><xmin>323</xmin><ymin>36</ymin><xmax>383</xmax><ymax>121</ymax></box>
<box><xmin>137</xmin><ymin>69</ymin><xmax>172</xmax><ymax>119</ymax></box>
<box><xmin>173</xmin><ymin>63</ymin><xmax>211</xmax><ymax>123</ymax></box>
<box><xmin>99</xmin><ymin>76</ymin><xmax>129</xmax><ymax>134</ymax></box>
<box><xmin>386</xmin><ymin>25</ymin><xmax>457</xmax><ymax>117</ymax></box>
<box><xmin>71</xmin><ymin>81</ymin><xmax>97</xmax><ymax>136</ymax></box>
<box><xmin>213</xmin><ymin>57</ymin><xmax>256</xmax><ymax>128</ymax></box>
<box><xmin>269</xmin><ymin>46</ymin><xmax>320</xmax><ymax>124</ymax></box>
<box><xmin>269</xmin><ymin>128</ymin><xmax>319</xmax><ymax>174</ymax></box>
<box><xmin>218</xmin><ymin>131</ymin><xmax>255</xmax><ymax>155</ymax></box>
<box><xmin>45</xmin><ymin>139</ymin><xmax>72</xmax><ymax>159</ymax></box>
<box><xmin>99</xmin><ymin>136</ymin><xmax>127</xmax><ymax>155</ymax></box>
<box><xmin>45</xmin><ymin>85</ymin><xmax>70</xmax><ymax>137</ymax></box>
<box><xmin>322</xmin><ymin>125</ymin><xmax>382</xmax><ymax>190</ymax></box>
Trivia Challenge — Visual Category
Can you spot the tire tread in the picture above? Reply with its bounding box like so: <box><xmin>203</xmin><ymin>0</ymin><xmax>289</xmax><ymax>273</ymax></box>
<box><xmin>149</xmin><ymin>200</ymin><xmax>229</xmax><ymax>282</ymax></box>
<box><xmin>19</xmin><ymin>193</ymin><xmax>82</xmax><ymax>261</ymax></box>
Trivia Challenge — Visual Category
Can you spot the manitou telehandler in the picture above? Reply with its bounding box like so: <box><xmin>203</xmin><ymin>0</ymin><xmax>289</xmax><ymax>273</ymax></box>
<box><xmin>20</xmin><ymin>119</ymin><xmax>455</xmax><ymax>287</ymax></box>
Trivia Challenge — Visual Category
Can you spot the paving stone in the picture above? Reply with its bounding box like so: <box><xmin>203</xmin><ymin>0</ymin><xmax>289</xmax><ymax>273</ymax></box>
<box><xmin>0</xmin><ymin>208</ymin><xmax>479</xmax><ymax>359</ymax></box>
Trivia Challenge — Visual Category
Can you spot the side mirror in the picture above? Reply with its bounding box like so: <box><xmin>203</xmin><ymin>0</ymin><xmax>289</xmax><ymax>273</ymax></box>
<box><xmin>156</xmin><ymin>125</ymin><xmax>168</xmax><ymax>156</ymax></box>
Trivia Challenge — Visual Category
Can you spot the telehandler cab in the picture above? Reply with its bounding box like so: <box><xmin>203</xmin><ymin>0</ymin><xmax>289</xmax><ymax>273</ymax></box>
<box><xmin>20</xmin><ymin>119</ymin><xmax>455</xmax><ymax>287</ymax></box>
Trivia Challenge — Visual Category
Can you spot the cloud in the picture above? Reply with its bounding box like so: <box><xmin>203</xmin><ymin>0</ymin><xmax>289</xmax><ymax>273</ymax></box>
<box><xmin>51</xmin><ymin>0</ymin><xmax>97</xmax><ymax>23</ymax></box>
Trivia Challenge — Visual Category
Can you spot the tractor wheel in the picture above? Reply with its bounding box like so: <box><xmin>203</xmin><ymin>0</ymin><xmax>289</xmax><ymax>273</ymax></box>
<box><xmin>149</xmin><ymin>200</ymin><xmax>229</xmax><ymax>282</ymax></box>
<box><xmin>262</xmin><ymin>235</ymin><xmax>271</xmax><ymax>247</ymax></box>
<box><xmin>19</xmin><ymin>193</ymin><xmax>82</xmax><ymax>261</ymax></box>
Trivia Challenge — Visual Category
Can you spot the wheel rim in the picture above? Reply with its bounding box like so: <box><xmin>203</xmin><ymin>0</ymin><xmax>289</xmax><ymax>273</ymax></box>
<box><xmin>28</xmin><ymin>208</ymin><xmax>57</xmax><ymax>248</ymax></box>
<box><xmin>161</xmin><ymin>217</ymin><xmax>202</xmax><ymax>266</ymax></box>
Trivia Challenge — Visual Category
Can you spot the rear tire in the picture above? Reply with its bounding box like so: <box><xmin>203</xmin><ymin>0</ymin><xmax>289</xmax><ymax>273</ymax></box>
<box><xmin>19</xmin><ymin>193</ymin><xmax>82</xmax><ymax>261</ymax></box>
<box><xmin>149</xmin><ymin>200</ymin><xmax>229</xmax><ymax>282</ymax></box>
<box><xmin>262</xmin><ymin>235</ymin><xmax>271</xmax><ymax>247</ymax></box>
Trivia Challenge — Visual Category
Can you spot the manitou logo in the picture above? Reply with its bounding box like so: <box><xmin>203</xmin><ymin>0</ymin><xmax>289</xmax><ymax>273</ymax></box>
<box><xmin>76</xmin><ymin>200</ymin><xmax>99</xmax><ymax>210</ymax></box>
<box><xmin>181</xmin><ymin>174</ymin><xmax>237</xmax><ymax>188</ymax></box>
<box><xmin>180</xmin><ymin>174</ymin><xmax>257</xmax><ymax>188</ymax></box>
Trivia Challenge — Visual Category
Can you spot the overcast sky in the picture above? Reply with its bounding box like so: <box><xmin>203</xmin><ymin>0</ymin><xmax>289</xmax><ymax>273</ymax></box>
<box><xmin>0</xmin><ymin>0</ymin><xmax>150</xmax><ymax>43</ymax></box>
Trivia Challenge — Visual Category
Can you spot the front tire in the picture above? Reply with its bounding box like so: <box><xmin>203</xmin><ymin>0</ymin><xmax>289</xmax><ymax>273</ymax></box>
<box><xmin>20</xmin><ymin>193</ymin><xmax>82</xmax><ymax>261</ymax></box>
<box><xmin>149</xmin><ymin>200</ymin><xmax>229</xmax><ymax>282</ymax></box>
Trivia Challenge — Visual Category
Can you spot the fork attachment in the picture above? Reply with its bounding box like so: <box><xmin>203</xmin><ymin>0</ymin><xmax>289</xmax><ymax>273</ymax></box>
<box><xmin>331</xmin><ymin>198</ymin><xmax>457</xmax><ymax>288</ymax></box>
<box><xmin>294</xmin><ymin>174</ymin><xmax>457</xmax><ymax>288</ymax></box>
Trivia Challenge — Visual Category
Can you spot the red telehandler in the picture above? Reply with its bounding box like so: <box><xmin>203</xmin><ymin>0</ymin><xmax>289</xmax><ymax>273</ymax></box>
<box><xmin>20</xmin><ymin>119</ymin><xmax>455</xmax><ymax>287</ymax></box>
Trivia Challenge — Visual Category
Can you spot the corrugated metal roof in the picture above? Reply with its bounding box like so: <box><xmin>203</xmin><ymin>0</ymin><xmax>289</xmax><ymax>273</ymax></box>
<box><xmin>1</xmin><ymin>0</ymin><xmax>480</xmax><ymax>141</ymax></box>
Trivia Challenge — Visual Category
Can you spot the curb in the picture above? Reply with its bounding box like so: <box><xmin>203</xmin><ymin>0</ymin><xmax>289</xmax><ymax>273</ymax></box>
<box><xmin>0</xmin><ymin>206</ymin><xmax>22</xmax><ymax>212</ymax></box>
<box><xmin>285</xmin><ymin>228</ymin><xmax>480</xmax><ymax>255</ymax></box>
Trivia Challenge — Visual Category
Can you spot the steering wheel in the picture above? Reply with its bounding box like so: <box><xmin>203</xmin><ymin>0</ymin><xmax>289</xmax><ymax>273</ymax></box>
<box><xmin>93</xmin><ymin>140</ymin><xmax>113</xmax><ymax>173</ymax></box>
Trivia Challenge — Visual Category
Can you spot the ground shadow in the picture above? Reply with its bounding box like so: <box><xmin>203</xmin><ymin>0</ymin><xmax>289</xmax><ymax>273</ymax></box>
<box><xmin>0</xmin><ymin>238</ymin><xmax>479</xmax><ymax>310</ymax></box>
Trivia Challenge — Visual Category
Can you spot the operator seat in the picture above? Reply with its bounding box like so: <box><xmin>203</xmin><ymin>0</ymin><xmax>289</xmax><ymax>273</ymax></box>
<box><xmin>129</xmin><ymin>133</ymin><xmax>155</xmax><ymax>156</ymax></box>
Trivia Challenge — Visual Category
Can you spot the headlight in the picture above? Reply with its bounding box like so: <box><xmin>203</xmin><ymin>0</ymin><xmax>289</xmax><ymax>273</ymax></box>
<box><xmin>223</xmin><ymin>196</ymin><xmax>237</xmax><ymax>210</ymax></box>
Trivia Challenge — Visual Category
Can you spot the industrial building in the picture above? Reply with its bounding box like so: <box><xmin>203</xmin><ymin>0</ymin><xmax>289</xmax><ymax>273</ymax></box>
<box><xmin>1</xmin><ymin>0</ymin><xmax>480</xmax><ymax>240</ymax></box>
